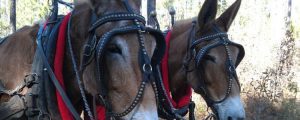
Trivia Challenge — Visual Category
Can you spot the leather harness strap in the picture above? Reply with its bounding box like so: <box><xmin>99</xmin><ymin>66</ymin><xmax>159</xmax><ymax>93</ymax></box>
<box><xmin>36</xmin><ymin>25</ymin><xmax>81</xmax><ymax>120</ymax></box>
<box><xmin>0</xmin><ymin>37</ymin><xmax>8</xmax><ymax>45</ymax></box>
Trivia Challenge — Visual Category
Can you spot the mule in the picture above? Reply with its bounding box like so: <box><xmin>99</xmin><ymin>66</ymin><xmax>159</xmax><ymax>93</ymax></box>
<box><xmin>165</xmin><ymin>0</ymin><xmax>246</xmax><ymax>119</ymax></box>
<box><xmin>0</xmin><ymin>0</ymin><xmax>166</xmax><ymax>119</ymax></box>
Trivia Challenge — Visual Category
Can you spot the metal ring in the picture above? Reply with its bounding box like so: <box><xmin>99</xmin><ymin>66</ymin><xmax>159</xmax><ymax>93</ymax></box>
<box><xmin>224</xmin><ymin>41</ymin><xmax>229</xmax><ymax>45</ymax></box>
<box><xmin>139</xmin><ymin>27</ymin><xmax>146</xmax><ymax>33</ymax></box>
<box><xmin>229</xmin><ymin>66</ymin><xmax>236</xmax><ymax>74</ymax></box>
<box><xmin>38</xmin><ymin>112</ymin><xmax>51</xmax><ymax>120</ymax></box>
<box><xmin>229</xmin><ymin>66</ymin><xmax>233</xmax><ymax>73</ymax></box>
<box><xmin>143</xmin><ymin>64</ymin><xmax>152</xmax><ymax>73</ymax></box>
<box><xmin>191</xmin><ymin>49</ymin><xmax>196</xmax><ymax>57</ymax></box>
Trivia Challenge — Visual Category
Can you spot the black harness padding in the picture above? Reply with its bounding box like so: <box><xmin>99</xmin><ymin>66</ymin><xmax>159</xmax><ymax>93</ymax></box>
<box><xmin>147</xmin><ymin>28</ymin><xmax>166</xmax><ymax>66</ymax></box>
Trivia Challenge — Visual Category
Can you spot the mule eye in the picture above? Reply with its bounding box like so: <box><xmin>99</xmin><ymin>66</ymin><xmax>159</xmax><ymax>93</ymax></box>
<box><xmin>203</xmin><ymin>55</ymin><xmax>216</xmax><ymax>62</ymax></box>
<box><xmin>107</xmin><ymin>44</ymin><xmax>122</xmax><ymax>54</ymax></box>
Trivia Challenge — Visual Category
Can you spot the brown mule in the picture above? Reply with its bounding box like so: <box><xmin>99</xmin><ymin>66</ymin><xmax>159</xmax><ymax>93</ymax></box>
<box><xmin>0</xmin><ymin>0</ymin><xmax>165</xmax><ymax>119</ymax></box>
<box><xmin>167</xmin><ymin>0</ymin><xmax>245</xmax><ymax>119</ymax></box>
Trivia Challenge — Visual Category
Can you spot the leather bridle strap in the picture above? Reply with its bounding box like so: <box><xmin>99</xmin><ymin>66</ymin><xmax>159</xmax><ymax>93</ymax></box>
<box><xmin>93</xmin><ymin>25</ymin><xmax>144</xmax><ymax>95</ymax></box>
<box><xmin>94</xmin><ymin>25</ymin><xmax>154</xmax><ymax>117</ymax></box>
<box><xmin>183</xmin><ymin>21</ymin><xmax>197</xmax><ymax>72</ymax></box>
<box><xmin>192</xmin><ymin>33</ymin><xmax>228</xmax><ymax>67</ymax></box>
<box><xmin>66</xmin><ymin>13</ymin><xmax>95</xmax><ymax>120</ymax></box>
<box><xmin>89</xmin><ymin>13</ymin><xmax>146</xmax><ymax>31</ymax></box>
<box><xmin>36</xmin><ymin>25</ymin><xmax>81</xmax><ymax>120</ymax></box>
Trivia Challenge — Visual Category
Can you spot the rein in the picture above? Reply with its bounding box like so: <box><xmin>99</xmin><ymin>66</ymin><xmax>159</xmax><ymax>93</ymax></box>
<box><xmin>36</xmin><ymin>18</ymin><xmax>82</xmax><ymax>119</ymax></box>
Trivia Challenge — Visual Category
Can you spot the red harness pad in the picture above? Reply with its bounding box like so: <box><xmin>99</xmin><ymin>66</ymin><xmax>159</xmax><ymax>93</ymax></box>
<box><xmin>53</xmin><ymin>13</ymin><xmax>105</xmax><ymax>120</ymax></box>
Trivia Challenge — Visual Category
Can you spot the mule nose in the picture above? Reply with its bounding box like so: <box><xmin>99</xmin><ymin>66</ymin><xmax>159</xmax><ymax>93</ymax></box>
<box><xmin>225</xmin><ymin>107</ymin><xmax>245</xmax><ymax>120</ymax></box>
<box><xmin>213</xmin><ymin>96</ymin><xmax>246</xmax><ymax>120</ymax></box>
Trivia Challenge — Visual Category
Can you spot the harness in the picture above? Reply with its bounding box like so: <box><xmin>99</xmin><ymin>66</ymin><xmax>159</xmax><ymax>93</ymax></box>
<box><xmin>0</xmin><ymin>15</ymin><xmax>66</xmax><ymax>120</ymax></box>
<box><xmin>185</xmin><ymin>21</ymin><xmax>245</xmax><ymax>117</ymax></box>
<box><xmin>1</xmin><ymin>0</ymin><xmax>166</xmax><ymax>120</ymax></box>
<box><xmin>153</xmin><ymin>31</ymin><xmax>196</xmax><ymax>120</ymax></box>
<box><xmin>147</xmin><ymin>10</ymin><xmax>196</xmax><ymax>120</ymax></box>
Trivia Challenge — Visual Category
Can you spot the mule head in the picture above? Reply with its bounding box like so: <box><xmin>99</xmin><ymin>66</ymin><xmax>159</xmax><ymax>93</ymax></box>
<box><xmin>71</xmin><ymin>0</ymin><xmax>159</xmax><ymax>119</ymax></box>
<box><xmin>188</xmin><ymin>0</ymin><xmax>245</xmax><ymax>119</ymax></box>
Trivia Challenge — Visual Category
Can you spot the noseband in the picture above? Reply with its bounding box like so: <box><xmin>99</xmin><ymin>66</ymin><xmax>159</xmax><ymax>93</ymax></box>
<box><xmin>72</xmin><ymin>0</ymin><xmax>166</xmax><ymax>119</ymax></box>
<box><xmin>186</xmin><ymin>22</ymin><xmax>245</xmax><ymax>107</ymax></box>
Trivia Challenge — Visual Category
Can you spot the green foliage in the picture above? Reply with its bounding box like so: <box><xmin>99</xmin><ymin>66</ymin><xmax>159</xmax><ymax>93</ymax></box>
<box><xmin>0</xmin><ymin>4</ymin><xmax>10</xmax><ymax>36</ymax></box>
<box><xmin>292</xmin><ymin>22</ymin><xmax>300</xmax><ymax>39</ymax></box>
<box><xmin>0</xmin><ymin>0</ymin><xmax>51</xmax><ymax>37</ymax></box>
<box><xmin>0</xmin><ymin>0</ymin><xmax>73</xmax><ymax>37</ymax></box>
<box><xmin>162</xmin><ymin>0</ymin><xmax>173</xmax><ymax>9</ymax></box>
<box><xmin>15</xmin><ymin>0</ymin><xmax>50</xmax><ymax>28</ymax></box>
<box><xmin>279</xmin><ymin>98</ymin><xmax>300</xmax><ymax>120</ymax></box>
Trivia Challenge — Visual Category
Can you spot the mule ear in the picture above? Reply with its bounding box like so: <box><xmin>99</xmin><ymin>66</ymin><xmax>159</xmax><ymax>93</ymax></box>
<box><xmin>86</xmin><ymin>0</ymin><xmax>109</xmax><ymax>13</ymax></box>
<box><xmin>198</xmin><ymin>0</ymin><xmax>218</xmax><ymax>29</ymax></box>
<box><xmin>132</xmin><ymin>0</ymin><xmax>141</xmax><ymax>9</ymax></box>
<box><xmin>217</xmin><ymin>0</ymin><xmax>241</xmax><ymax>31</ymax></box>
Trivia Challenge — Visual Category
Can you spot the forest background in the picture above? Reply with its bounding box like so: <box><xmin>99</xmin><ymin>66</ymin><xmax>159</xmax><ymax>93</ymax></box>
<box><xmin>0</xmin><ymin>0</ymin><xmax>299</xmax><ymax>119</ymax></box>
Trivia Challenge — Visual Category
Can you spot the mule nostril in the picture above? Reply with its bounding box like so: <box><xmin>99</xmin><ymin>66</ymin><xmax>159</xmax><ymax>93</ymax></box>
<box><xmin>227</xmin><ymin>116</ymin><xmax>245</xmax><ymax>120</ymax></box>
<box><xmin>238</xmin><ymin>117</ymin><xmax>245</xmax><ymax>120</ymax></box>
<box><xmin>228</xmin><ymin>117</ymin><xmax>233</xmax><ymax>120</ymax></box>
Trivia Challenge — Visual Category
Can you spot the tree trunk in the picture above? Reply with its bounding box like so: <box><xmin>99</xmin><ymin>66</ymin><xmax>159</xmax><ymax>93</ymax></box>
<box><xmin>286</xmin><ymin>0</ymin><xmax>292</xmax><ymax>27</ymax></box>
<box><xmin>10</xmin><ymin>0</ymin><xmax>16</xmax><ymax>33</ymax></box>
<box><xmin>0</xmin><ymin>1</ymin><xmax>2</xmax><ymax>18</ymax></box>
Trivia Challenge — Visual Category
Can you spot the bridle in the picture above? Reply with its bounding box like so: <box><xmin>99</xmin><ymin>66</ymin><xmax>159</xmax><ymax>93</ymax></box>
<box><xmin>68</xmin><ymin>0</ymin><xmax>166</xmax><ymax>119</ymax></box>
<box><xmin>185</xmin><ymin>21</ymin><xmax>245</xmax><ymax>108</ymax></box>
<box><xmin>0</xmin><ymin>0</ymin><xmax>165</xmax><ymax>119</ymax></box>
